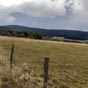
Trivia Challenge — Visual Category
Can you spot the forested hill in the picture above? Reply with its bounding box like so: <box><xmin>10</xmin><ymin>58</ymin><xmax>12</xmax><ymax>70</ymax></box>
<box><xmin>0</xmin><ymin>25</ymin><xmax>88</xmax><ymax>40</ymax></box>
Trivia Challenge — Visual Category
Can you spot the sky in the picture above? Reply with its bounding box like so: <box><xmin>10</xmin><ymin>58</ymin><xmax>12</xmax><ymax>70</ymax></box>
<box><xmin>0</xmin><ymin>0</ymin><xmax>88</xmax><ymax>31</ymax></box>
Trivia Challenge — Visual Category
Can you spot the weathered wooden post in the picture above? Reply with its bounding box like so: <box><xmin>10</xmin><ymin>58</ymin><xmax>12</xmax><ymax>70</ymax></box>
<box><xmin>10</xmin><ymin>44</ymin><xmax>15</xmax><ymax>71</ymax></box>
<box><xmin>43</xmin><ymin>57</ymin><xmax>49</xmax><ymax>88</ymax></box>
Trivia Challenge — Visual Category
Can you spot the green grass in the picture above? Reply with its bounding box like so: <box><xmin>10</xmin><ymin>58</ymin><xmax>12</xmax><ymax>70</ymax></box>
<box><xmin>0</xmin><ymin>36</ymin><xmax>88</xmax><ymax>88</ymax></box>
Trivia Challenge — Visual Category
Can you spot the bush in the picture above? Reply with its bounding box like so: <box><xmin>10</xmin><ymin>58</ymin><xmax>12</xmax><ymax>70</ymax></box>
<box><xmin>31</xmin><ymin>33</ymin><xmax>43</xmax><ymax>39</ymax></box>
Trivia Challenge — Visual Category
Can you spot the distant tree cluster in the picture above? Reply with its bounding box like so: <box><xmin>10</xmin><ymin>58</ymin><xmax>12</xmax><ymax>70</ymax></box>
<box><xmin>0</xmin><ymin>27</ymin><xmax>43</xmax><ymax>39</ymax></box>
<box><xmin>1</xmin><ymin>26</ymin><xmax>88</xmax><ymax>41</ymax></box>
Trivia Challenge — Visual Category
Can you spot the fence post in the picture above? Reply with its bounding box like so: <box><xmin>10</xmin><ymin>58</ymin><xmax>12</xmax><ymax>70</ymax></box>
<box><xmin>43</xmin><ymin>57</ymin><xmax>49</xmax><ymax>88</ymax></box>
<box><xmin>10</xmin><ymin>44</ymin><xmax>15</xmax><ymax>71</ymax></box>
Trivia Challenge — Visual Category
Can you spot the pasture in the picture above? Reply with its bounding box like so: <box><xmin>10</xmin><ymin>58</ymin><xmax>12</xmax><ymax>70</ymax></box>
<box><xmin>0</xmin><ymin>36</ymin><xmax>88</xmax><ymax>88</ymax></box>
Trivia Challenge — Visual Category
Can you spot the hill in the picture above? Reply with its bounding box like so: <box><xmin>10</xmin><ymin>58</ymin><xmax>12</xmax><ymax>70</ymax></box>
<box><xmin>0</xmin><ymin>36</ymin><xmax>88</xmax><ymax>88</ymax></box>
<box><xmin>1</xmin><ymin>25</ymin><xmax>88</xmax><ymax>40</ymax></box>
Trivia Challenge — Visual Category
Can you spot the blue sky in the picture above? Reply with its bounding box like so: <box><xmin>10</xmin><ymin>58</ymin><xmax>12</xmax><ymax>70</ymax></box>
<box><xmin>0</xmin><ymin>0</ymin><xmax>88</xmax><ymax>31</ymax></box>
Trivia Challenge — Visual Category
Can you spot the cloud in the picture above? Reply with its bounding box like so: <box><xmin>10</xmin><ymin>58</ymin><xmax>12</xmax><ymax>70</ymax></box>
<box><xmin>0</xmin><ymin>6</ymin><xmax>15</xmax><ymax>24</ymax></box>
<box><xmin>0</xmin><ymin>0</ymin><xmax>66</xmax><ymax>23</ymax></box>
<box><xmin>0</xmin><ymin>0</ymin><xmax>88</xmax><ymax>30</ymax></box>
<box><xmin>5</xmin><ymin>0</ymin><xmax>66</xmax><ymax>18</ymax></box>
<box><xmin>0</xmin><ymin>0</ymin><xmax>30</xmax><ymax>6</ymax></box>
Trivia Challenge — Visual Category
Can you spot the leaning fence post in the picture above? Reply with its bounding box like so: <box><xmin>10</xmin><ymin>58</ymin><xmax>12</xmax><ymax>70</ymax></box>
<box><xmin>43</xmin><ymin>57</ymin><xmax>49</xmax><ymax>88</ymax></box>
<box><xmin>10</xmin><ymin>44</ymin><xmax>15</xmax><ymax>71</ymax></box>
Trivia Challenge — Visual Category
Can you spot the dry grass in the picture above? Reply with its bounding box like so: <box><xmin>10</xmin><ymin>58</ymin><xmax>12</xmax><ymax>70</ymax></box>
<box><xmin>0</xmin><ymin>36</ymin><xmax>88</xmax><ymax>88</ymax></box>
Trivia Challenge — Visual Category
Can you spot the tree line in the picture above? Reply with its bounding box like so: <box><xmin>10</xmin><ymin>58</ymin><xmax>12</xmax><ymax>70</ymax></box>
<box><xmin>0</xmin><ymin>27</ymin><xmax>43</xmax><ymax>39</ymax></box>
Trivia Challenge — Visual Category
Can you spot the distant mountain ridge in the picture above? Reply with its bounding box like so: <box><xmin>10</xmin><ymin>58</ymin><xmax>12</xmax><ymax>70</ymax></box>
<box><xmin>1</xmin><ymin>25</ymin><xmax>88</xmax><ymax>40</ymax></box>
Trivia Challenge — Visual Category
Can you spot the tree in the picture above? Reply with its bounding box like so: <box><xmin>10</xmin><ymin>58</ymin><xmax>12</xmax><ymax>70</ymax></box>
<box><xmin>31</xmin><ymin>32</ymin><xmax>43</xmax><ymax>39</ymax></box>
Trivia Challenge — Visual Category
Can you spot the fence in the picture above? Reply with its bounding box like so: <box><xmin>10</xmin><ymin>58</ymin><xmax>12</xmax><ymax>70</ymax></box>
<box><xmin>10</xmin><ymin>44</ymin><xmax>49</xmax><ymax>88</ymax></box>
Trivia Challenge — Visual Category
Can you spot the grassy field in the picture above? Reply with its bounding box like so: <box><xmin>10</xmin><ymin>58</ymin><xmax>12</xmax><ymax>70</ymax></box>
<box><xmin>0</xmin><ymin>36</ymin><xmax>88</xmax><ymax>88</ymax></box>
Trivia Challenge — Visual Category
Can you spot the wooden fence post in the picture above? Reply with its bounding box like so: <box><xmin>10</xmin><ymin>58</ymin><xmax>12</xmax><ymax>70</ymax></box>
<box><xmin>43</xmin><ymin>57</ymin><xmax>49</xmax><ymax>88</ymax></box>
<box><xmin>10</xmin><ymin>44</ymin><xmax>15</xmax><ymax>71</ymax></box>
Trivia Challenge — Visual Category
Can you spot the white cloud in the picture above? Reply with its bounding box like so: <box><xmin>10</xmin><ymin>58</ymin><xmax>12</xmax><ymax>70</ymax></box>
<box><xmin>0</xmin><ymin>0</ymin><xmax>67</xmax><ymax>24</ymax></box>
<box><xmin>17</xmin><ymin>0</ymin><xmax>66</xmax><ymax>18</ymax></box>
<box><xmin>0</xmin><ymin>6</ymin><xmax>15</xmax><ymax>23</ymax></box>
<box><xmin>0</xmin><ymin>0</ymin><xmax>30</xmax><ymax>6</ymax></box>
<box><xmin>0</xmin><ymin>0</ymin><xmax>88</xmax><ymax>30</ymax></box>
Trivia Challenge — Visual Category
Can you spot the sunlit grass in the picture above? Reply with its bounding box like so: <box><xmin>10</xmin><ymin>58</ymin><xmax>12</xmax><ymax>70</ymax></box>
<box><xmin>0</xmin><ymin>36</ymin><xmax>88</xmax><ymax>88</ymax></box>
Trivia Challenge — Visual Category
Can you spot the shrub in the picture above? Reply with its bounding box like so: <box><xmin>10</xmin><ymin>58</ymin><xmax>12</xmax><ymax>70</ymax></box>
<box><xmin>31</xmin><ymin>33</ymin><xmax>43</xmax><ymax>39</ymax></box>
